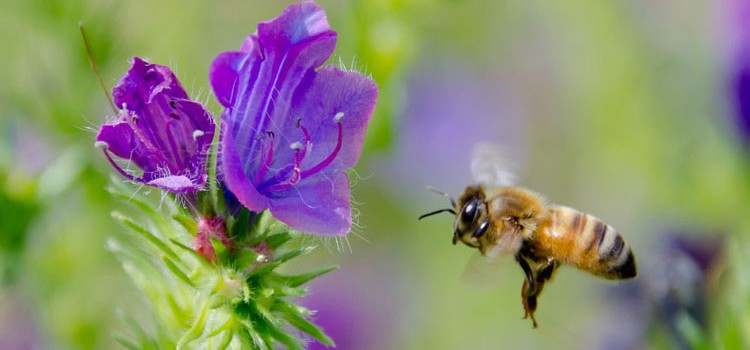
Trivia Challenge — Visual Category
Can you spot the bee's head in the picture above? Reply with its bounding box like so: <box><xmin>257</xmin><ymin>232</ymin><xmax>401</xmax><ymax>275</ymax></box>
<box><xmin>452</xmin><ymin>185</ymin><xmax>492</xmax><ymax>251</ymax></box>
<box><xmin>419</xmin><ymin>185</ymin><xmax>492</xmax><ymax>253</ymax></box>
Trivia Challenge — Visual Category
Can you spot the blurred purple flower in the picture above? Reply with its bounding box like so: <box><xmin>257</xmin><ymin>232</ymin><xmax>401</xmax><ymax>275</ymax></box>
<box><xmin>598</xmin><ymin>233</ymin><xmax>723</xmax><ymax>350</ymax></box>
<box><xmin>376</xmin><ymin>60</ymin><xmax>525</xmax><ymax>200</ymax></box>
<box><xmin>301</xmin><ymin>258</ymin><xmax>410</xmax><ymax>350</ymax></box>
<box><xmin>725</xmin><ymin>0</ymin><xmax>750</xmax><ymax>147</ymax></box>
<box><xmin>95</xmin><ymin>57</ymin><xmax>215</xmax><ymax>193</ymax></box>
<box><xmin>210</xmin><ymin>2</ymin><xmax>377</xmax><ymax>235</ymax></box>
<box><xmin>733</xmin><ymin>65</ymin><xmax>750</xmax><ymax>146</ymax></box>
<box><xmin>0</xmin><ymin>293</ymin><xmax>43</xmax><ymax>349</ymax></box>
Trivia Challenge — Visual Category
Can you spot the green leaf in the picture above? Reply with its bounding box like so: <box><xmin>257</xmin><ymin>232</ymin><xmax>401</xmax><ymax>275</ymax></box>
<box><xmin>273</xmin><ymin>246</ymin><xmax>316</xmax><ymax>264</ymax></box>
<box><xmin>230</xmin><ymin>209</ymin><xmax>251</xmax><ymax>241</ymax></box>
<box><xmin>273</xmin><ymin>300</ymin><xmax>335</xmax><ymax>346</ymax></box>
<box><xmin>113</xmin><ymin>335</ymin><xmax>140</xmax><ymax>350</ymax></box>
<box><xmin>261</xmin><ymin>318</ymin><xmax>303</xmax><ymax>350</ymax></box>
<box><xmin>278</xmin><ymin>265</ymin><xmax>338</xmax><ymax>287</ymax></box>
<box><xmin>161</xmin><ymin>256</ymin><xmax>195</xmax><ymax>287</ymax></box>
<box><xmin>168</xmin><ymin>238</ymin><xmax>208</xmax><ymax>262</ymax></box>
<box><xmin>286</xmin><ymin>310</ymin><xmax>335</xmax><ymax>347</ymax></box>
<box><xmin>264</xmin><ymin>232</ymin><xmax>292</xmax><ymax>251</ymax></box>
<box><xmin>272</xmin><ymin>285</ymin><xmax>307</xmax><ymax>297</ymax></box>
<box><xmin>107</xmin><ymin>181</ymin><xmax>170</xmax><ymax>228</ymax></box>
<box><xmin>112</xmin><ymin>212</ymin><xmax>179</xmax><ymax>260</ymax></box>
<box><xmin>243</xmin><ymin>324</ymin><xmax>270</xmax><ymax>350</ymax></box>
<box><xmin>247</xmin><ymin>247</ymin><xmax>314</xmax><ymax>278</ymax></box>
<box><xmin>254</xmin><ymin>210</ymin><xmax>287</xmax><ymax>238</ymax></box>
<box><xmin>231</xmin><ymin>248</ymin><xmax>262</xmax><ymax>271</ymax></box>
<box><xmin>172</xmin><ymin>214</ymin><xmax>197</xmax><ymax>235</ymax></box>
<box><xmin>249</xmin><ymin>300</ymin><xmax>278</xmax><ymax>326</ymax></box>
<box><xmin>118</xmin><ymin>311</ymin><xmax>160</xmax><ymax>349</ymax></box>
<box><xmin>206</xmin><ymin>133</ymin><xmax>224</xmax><ymax>215</ymax></box>
<box><xmin>206</xmin><ymin>317</ymin><xmax>235</xmax><ymax>338</ymax></box>
<box><xmin>176</xmin><ymin>299</ymin><xmax>210</xmax><ymax>349</ymax></box>
<box><xmin>213</xmin><ymin>329</ymin><xmax>233</xmax><ymax>350</ymax></box>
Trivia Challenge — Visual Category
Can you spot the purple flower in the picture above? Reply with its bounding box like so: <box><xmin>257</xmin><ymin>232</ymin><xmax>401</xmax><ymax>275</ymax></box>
<box><xmin>210</xmin><ymin>2</ymin><xmax>378</xmax><ymax>235</ymax></box>
<box><xmin>725</xmin><ymin>0</ymin><xmax>750</xmax><ymax>147</ymax></box>
<box><xmin>734</xmin><ymin>65</ymin><xmax>750</xmax><ymax>147</ymax></box>
<box><xmin>301</xmin><ymin>258</ymin><xmax>410</xmax><ymax>349</ymax></box>
<box><xmin>597</xmin><ymin>232</ymin><xmax>724</xmax><ymax>350</ymax></box>
<box><xmin>95</xmin><ymin>57</ymin><xmax>215</xmax><ymax>193</ymax></box>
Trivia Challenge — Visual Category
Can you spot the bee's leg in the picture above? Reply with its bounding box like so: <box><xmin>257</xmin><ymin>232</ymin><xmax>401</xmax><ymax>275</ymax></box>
<box><xmin>536</xmin><ymin>258</ymin><xmax>559</xmax><ymax>283</ymax></box>
<box><xmin>521</xmin><ymin>279</ymin><xmax>540</xmax><ymax>328</ymax></box>
<box><xmin>515</xmin><ymin>253</ymin><xmax>536</xmax><ymax>294</ymax></box>
<box><xmin>516</xmin><ymin>253</ymin><xmax>541</xmax><ymax>328</ymax></box>
<box><xmin>521</xmin><ymin>259</ymin><xmax>559</xmax><ymax>329</ymax></box>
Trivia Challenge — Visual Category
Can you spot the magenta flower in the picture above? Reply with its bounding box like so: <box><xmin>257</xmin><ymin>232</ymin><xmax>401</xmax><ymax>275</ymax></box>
<box><xmin>95</xmin><ymin>57</ymin><xmax>215</xmax><ymax>193</ymax></box>
<box><xmin>210</xmin><ymin>2</ymin><xmax>377</xmax><ymax>235</ymax></box>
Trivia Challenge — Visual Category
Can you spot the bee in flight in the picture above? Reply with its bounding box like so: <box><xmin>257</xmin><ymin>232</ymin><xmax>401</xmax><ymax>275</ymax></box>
<box><xmin>419</xmin><ymin>144</ymin><xmax>637</xmax><ymax>328</ymax></box>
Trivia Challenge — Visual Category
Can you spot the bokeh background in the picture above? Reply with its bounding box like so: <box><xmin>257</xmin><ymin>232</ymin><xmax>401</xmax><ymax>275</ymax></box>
<box><xmin>1</xmin><ymin>0</ymin><xmax>749</xmax><ymax>349</ymax></box>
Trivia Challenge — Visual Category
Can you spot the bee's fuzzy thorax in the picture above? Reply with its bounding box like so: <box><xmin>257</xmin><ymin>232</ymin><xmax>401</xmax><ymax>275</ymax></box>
<box><xmin>487</xmin><ymin>187</ymin><xmax>546</xmax><ymax>237</ymax></box>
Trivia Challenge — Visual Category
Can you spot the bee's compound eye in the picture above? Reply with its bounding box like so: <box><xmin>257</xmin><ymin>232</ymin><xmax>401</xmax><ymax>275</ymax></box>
<box><xmin>472</xmin><ymin>220</ymin><xmax>489</xmax><ymax>238</ymax></box>
<box><xmin>461</xmin><ymin>201</ymin><xmax>477</xmax><ymax>224</ymax></box>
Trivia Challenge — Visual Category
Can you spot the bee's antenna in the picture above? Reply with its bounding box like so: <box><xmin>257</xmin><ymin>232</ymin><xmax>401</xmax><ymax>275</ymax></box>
<box><xmin>418</xmin><ymin>208</ymin><xmax>456</xmax><ymax>220</ymax></box>
<box><xmin>426</xmin><ymin>186</ymin><xmax>456</xmax><ymax>209</ymax></box>
<box><xmin>79</xmin><ymin>21</ymin><xmax>118</xmax><ymax>115</ymax></box>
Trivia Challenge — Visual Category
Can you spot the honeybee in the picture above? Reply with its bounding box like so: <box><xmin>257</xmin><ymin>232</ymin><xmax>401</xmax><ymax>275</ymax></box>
<box><xmin>420</xmin><ymin>144</ymin><xmax>637</xmax><ymax>328</ymax></box>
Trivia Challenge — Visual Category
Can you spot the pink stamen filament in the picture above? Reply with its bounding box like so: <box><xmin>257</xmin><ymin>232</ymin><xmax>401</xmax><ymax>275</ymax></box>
<box><xmin>101</xmin><ymin>147</ymin><xmax>141</xmax><ymax>183</ymax></box>
<box><xmin>252</xmin><ymin>134</ymin><xmax>274</xmax><ymax>185</ymax></box>
<box><xmin>124</xmin><ymin>106</ymin><xmax>176</xmax><ymax>172</ymax></box>
<box><xmin>298</xmin><ymin>121</ymin><xmax>312</xmax><ymax>157</ymax></box>
<box><xmin>299</xmin><ymin>121</ymin><xmax>342</xmax><ymax>179</ymax></box>
<box><xmin>100</xmin><ymin>143</ymin><xmax>197</xmax><ymax>190</ymax></box>
<box><xmin>262</xmin><ymin>146</ymin><xmax>303</xmax><ymax>192</ymax></box>
<box><xmin>258</xmin><ymin>121</ymin><xmax>343</xmax><ymax>193</ymax></box>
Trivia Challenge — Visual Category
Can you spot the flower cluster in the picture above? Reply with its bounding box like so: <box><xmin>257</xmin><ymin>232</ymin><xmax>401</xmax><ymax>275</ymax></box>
<box><xmin>94</xmin><ymin>1</ymin><xmax>377</xmax><ymax>348</ymax></box>
<box><xmin>95</xmin><ymin>1</ymin><xmax>376</xmax><ymax>242</ymax></box>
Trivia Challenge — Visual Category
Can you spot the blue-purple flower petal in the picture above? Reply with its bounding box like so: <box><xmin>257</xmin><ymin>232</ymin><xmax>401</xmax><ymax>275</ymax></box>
<box><xmin>211</xmin><ymin>2</ymin><xmax>377</xmax><ymax>235</ymax></box>
<box><xmin>725</xmin><ymin>0</ymin><xmax>750</xmax><ymax>147</ymax></box>
<box><xmin>732</xmin><ymin>58</ymin><xmax>750</xmax><ymax>147</ymax></box>
<box><xmin>95</xmin><ymin>57</ymin><xmax>215</xmax><ymax>193</ymax></box>
<box><xmin>220</xmin><ymin>118</ymin><xmax>268</xmax><ymax>212</ymax></box>
<box><xmin>288</xmin><ymin>66</ymin><xmax>377</xmax><ymax>171</ymax></box>
<box><xmin>268</xmin><ymin>172</ymin><xmax>352</xmax><ymax>236</ymax></box>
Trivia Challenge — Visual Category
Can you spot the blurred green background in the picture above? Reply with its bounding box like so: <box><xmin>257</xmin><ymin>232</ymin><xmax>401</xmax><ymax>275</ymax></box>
<box><xmin>1</xmin><ymin>0</ymin><xmax>748</xmax><ymax>349</ymax></box>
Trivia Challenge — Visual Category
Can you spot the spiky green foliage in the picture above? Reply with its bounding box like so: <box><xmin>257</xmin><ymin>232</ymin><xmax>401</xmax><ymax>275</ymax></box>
<box><xmin>106</xmin><ymin>181</ymin><xmax>336</xmax><ymax>349</ymax></box>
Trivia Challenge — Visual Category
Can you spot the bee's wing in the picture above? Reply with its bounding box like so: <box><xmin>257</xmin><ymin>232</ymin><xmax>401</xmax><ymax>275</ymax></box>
<box><xmin>470</xmin><ymin>142</ymin><xmax>518</xmax><ymax>188</ymax></box>
<box><xmin>461</xmin><ymin>252</ymin><xmax>516</xmax><ymax>289</ymax></box>
<box><xmin>485</xmin><ymin>228</ymin><xmax>525</xmax><ymax>258</ymax></box>
<box><xmin>462</xmin><ymin>225</ymin><xmax>524</xmax><ymax>288</ymax></box>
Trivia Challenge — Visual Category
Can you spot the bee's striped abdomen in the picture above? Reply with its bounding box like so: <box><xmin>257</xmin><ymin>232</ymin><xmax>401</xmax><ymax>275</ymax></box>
<box><xmin>538</xmin><ymin>206</ymin><xmax>637</xmax><ymax>280</ymax></box>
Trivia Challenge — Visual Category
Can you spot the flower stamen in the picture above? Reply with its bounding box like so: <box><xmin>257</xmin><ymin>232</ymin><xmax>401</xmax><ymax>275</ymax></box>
<box><xmin>257</xmin><ymin>113</ymin><xmax>345</xmax><ymax>193</ymax></box>
<box><xmin>262</xmin><ymin>142</ymin><xmax>304</xmax><ymax>192</ymax></box>
<box><xmin>252</xmin><ymin>132</ymin><xmax>275</xmax><ymax>185</ymax></box>
<box><xmin>299</xmin><ymin>112</ymin><xmax>344</xmax><ymax>179</ymax></box>
<box><xmin>296</xmin><ymin>117</ymin><xmax>313</xmax><ymax>157</ymax></box>
<box><xmin>100</xmin><ymin>146</ymin><xmax>140</xmax><ymax>183</ymax></box>
<box><xmin>96</xmin><ymin>139</ymin><xmax>142</xmax><ymax>181</ymax></box>
<box><xmin>192</xmin><ymin>130</ymin><xmax>205</xmax><ymax>141</ymax></box>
